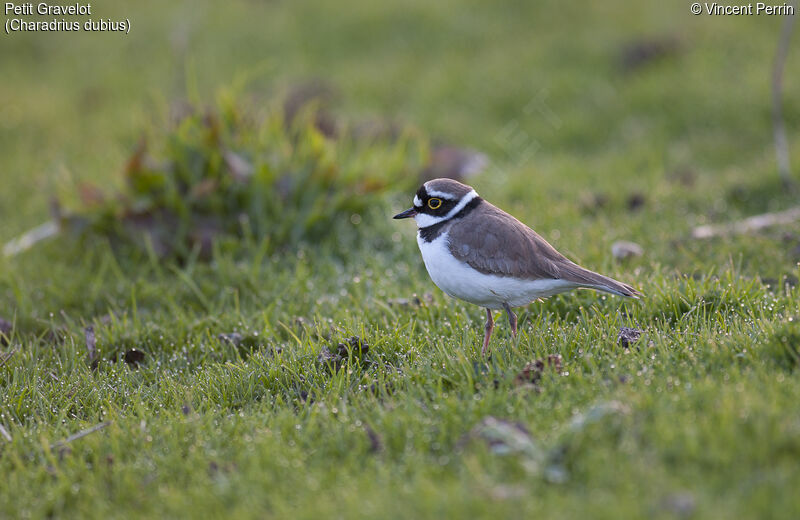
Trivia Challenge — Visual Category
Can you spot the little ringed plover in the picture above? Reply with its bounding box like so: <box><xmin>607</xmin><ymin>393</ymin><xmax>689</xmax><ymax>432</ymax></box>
<box><xmin>394</xmin><ymin>178</ymin><xmax>640</xmax><ymax>355</ymax></box>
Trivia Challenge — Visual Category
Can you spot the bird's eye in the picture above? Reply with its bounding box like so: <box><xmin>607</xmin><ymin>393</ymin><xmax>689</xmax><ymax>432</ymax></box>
<box><xmin>428</xmin><ymin>198</ymin><xmax>442</xmax><ymax>210</ymax></box>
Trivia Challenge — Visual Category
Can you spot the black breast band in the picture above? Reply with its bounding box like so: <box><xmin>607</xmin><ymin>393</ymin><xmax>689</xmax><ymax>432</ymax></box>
<box><xmin>418</xmin><ymin>197</ymin><xmax>483</xmax><ymax>242</ymax></box>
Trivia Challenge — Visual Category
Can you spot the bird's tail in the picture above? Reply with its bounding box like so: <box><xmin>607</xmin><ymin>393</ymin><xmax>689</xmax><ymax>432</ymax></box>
<box><xmin>587</xmin><ymin>276</ymin><xmax>641</xmax><ymax>298</ymax></box>
<box><xmin>562</xmin><ymin>264</ymin><xmax>641</xmax><ymax>298</ymax></box>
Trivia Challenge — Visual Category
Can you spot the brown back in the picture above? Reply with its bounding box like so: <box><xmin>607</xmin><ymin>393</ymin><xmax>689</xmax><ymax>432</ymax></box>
<box><xmin>446</xmin><ymin>202</ymin><xmax>639</xmax><ymax>296</ymax></box>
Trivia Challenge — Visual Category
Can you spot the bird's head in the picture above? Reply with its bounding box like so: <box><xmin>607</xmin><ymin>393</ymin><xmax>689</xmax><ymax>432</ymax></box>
<box><xmin>393</xmin><ymin>178</ymin><xmax>480</xmax><ymax>228</ymax></box>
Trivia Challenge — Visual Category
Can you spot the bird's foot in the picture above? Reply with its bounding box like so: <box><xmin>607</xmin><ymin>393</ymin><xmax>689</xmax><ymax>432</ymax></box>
<box><xmin>503</xmin><ymin>302</ymin><xmax>518</xmax><ymax>340</ymax></box>
<box><xmin>482</xmin><ymin>308</ymin><xmax>494</xmax><ymax>357</ymax></box>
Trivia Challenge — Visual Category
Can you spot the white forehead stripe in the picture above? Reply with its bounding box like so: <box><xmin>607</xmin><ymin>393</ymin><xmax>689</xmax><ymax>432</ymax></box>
<box><xmin>425</xmin><ymin>188</ymin><xmax>459</xmax><ymax>200</ymax></box>
<box><xmin>413</xmin><ymin>195</ymin><xmax>422</xmax><ymax>207</ymax></box>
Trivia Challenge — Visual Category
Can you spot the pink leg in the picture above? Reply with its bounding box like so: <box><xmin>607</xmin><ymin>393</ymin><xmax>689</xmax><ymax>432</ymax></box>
<box><xmin>503</xmin><ymin>302</ymin><xmax>517</xmax><ymax>338</ymax></box>
<box><xmin>482</xmin><ymin>308</ymin><xmax>494</xmax><ymax>356</ymax></box>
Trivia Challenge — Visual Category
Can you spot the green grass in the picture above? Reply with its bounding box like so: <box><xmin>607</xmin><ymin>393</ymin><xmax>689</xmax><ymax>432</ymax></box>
<box><xmin>2</xmin><ymin>0</ymin><xmax>800</xmax><ymax>518</ymax></box>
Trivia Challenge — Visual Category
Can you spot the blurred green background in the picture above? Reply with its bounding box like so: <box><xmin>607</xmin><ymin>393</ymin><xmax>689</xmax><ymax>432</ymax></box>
<box><xmin>3</xmin><ymin>0</ymin><xmax>797</xmax><ymax>241</ymax></box>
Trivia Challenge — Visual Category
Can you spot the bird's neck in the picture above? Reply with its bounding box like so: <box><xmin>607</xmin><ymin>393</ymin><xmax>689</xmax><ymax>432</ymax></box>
<box><xmin>417</xmin><ymin>196</ymin><xmax>483</xmax><ymax>243</ymax></box>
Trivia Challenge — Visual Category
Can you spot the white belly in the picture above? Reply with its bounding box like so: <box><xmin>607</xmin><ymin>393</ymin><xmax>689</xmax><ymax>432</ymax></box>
<box><xmin>417</xmin><ymin>232</ymin><xmax>577</xmax><ymax>309</ymax></box>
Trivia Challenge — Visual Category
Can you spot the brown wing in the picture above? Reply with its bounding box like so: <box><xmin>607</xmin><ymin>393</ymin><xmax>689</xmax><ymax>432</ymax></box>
<box><xmin>447</xmin><ymin>203</ymin><xmax>639</xmax><ymax>296</ymax></box>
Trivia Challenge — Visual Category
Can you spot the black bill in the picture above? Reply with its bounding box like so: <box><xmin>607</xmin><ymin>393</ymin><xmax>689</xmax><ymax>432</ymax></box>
<box><xmin>393</xmin><ymin>207</ymin><xmax>418</xmax><ymax>219</ymax></box>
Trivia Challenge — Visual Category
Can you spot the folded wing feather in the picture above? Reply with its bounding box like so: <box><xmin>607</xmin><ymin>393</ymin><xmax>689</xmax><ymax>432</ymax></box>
<box><xmin>447</xmin><ymin>203</ymin><xmax>639</xmax><ymax>298</ymax></box>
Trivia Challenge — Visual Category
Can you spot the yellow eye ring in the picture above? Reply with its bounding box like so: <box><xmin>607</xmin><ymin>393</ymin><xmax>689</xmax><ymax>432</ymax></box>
<box><xmin>428</xmin><ymin>198</ymin><xmax>442</xmax><ymax>210</ymax></box>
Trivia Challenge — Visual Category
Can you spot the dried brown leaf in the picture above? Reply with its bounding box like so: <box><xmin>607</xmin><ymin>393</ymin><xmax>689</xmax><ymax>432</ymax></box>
<box><xmin>513</xmin><ymin>355</ymin><xmax>563</xmax><ymax>387</ymax></box>
<box><xmin>84</xmin><ymin>326</ymin><xmax>98</xmax><ymax>368</ymax></box>
<box><xmin>619</xmin><ymin>36</ymin><xmax>682</xmax><ymax>72</ymax></box>
<box><xmin>421</xmin><ymin>145</ymin><xmax>488</xmax><ymax>182</ymax></box>
<box><xmin>123</xmin><ymin>349</ymin><xmax>146</xmax><ymax>367</ymax></box>
<box><xmin>365</xmin><ymin>425</ymin><xmax>383</xmax><ymax>454</ymax></box>
<box><xmin>618</xmin><ymin>327</ymin><xmax>644</xmax><ymax>349</ymax></box>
